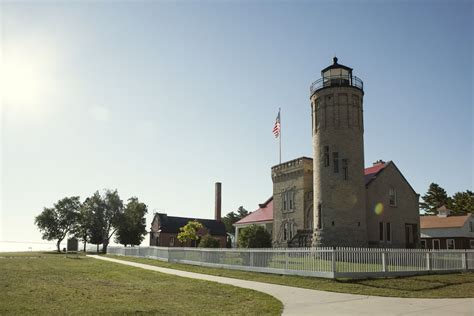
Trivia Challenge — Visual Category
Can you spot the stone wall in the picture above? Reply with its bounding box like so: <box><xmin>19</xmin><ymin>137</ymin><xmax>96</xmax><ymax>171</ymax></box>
<box><xmin>366</xmin><ymin>162</ymin><xmax>420</xmax><ymax>248</ymax></box>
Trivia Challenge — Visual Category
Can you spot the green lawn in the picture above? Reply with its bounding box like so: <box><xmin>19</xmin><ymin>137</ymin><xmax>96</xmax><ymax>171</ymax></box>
<box><xmin>0</xmin><ymin>252</ymin><xmax>282</xmax><ymax>315</ymax></box>
<box><xmin>105</xmin><ymin>255</ymin><xmax>474</xmax><ymax>298</ymax></box>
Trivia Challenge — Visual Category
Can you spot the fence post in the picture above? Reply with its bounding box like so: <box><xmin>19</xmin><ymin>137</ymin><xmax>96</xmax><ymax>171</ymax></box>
<box><xmin>426</xmin><ymin>251</ymin><xmax>431</xmax><ymax>271</ymax></box>
<box><xmin>462</xmin><ymin>251</ymin><xmax>467</xmax><ymax>270</ymax></box>
<box><xmin>331</xmin><ymin>248</ymin><xmax>337</xmax><ymax>273</ymax></box>
<box><xmin>285</xmin><ymin>250</ymin><xmax>289</xmax><ymax>270</ymax></box>
<box><xmin>382</xmin><ymin>252</ymin><xmax>387</xmax><ymax>272</ymax></box>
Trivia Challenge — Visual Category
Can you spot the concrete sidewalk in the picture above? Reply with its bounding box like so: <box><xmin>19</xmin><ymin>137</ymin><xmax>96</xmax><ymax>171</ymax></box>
<box><xmin>88</xmin><ymin>255</ymin><xmax>473</xmax><ymax>315</ymax></box>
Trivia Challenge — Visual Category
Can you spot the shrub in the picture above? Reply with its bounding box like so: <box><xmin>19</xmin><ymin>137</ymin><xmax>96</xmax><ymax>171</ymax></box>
<box><xmin>238</xmin><ymin>225</ymin><xmax>272</xmax><ymax>248</ymax></box>
<box><xmin>198</xmin><ymin>234</ymin><xmax>220</xmax><ymax>248</ymax></box>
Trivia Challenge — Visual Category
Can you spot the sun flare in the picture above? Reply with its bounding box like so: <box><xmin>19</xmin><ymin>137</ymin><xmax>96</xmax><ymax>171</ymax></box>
<box><xmin>1</xmin><ymin>39</ymin><xmax>57</xmax><ymax>115</ymax></box>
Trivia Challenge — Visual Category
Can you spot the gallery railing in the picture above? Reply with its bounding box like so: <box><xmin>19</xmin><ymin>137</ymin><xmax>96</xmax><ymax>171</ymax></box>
<box><xmin>310</xmin><ymin>75</ymin><xmax>364</xmax><ymax>95</ymax></box>
<box><xmin>107</xmin><ymin>246</ymin><xmax>474</xmax><ymax>279</ymax></box>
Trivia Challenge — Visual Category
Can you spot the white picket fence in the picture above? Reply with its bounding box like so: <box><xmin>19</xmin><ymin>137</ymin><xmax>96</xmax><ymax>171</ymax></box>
<box><xmin>107</xmin><ymin>246</ymin><xmax>474</xmax><ymax>279</ymax></box>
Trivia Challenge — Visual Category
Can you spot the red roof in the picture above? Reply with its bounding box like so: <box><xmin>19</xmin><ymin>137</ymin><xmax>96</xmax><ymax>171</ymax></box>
<box><xmin>235</xmin><ymin>197</ymin><xmax>273</xmax><ymax>225</ymax></box>
<box><xmin>364</xmin><ymin>161</ymin><xmax>388</xmax><ymax>185</ymax></box>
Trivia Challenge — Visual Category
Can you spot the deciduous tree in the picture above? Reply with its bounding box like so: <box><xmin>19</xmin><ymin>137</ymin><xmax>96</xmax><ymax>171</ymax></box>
<box><xmin>177</xmin><ymin>220</ymin><xmax>203</xmax><ymax>245</ymax></box>
<box><xmin>35</xmin><ymin>196</ymin><xmax>81</xmax><ymax>252</ymax></box>
<box><xmin>115</xmin><ymin>197</ymin><xmax>148</xmax><ymax>247</ymax></box>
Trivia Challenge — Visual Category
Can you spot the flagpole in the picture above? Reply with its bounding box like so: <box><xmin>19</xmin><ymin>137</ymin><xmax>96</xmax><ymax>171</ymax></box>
<box><xmin>279</xmin><ymin>107</ymin><xmax>281</xmax><ymax>164</ymax></box>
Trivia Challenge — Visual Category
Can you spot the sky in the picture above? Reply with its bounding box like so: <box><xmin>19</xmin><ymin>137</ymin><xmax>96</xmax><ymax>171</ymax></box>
<box><xmin>1</xmin><ymin>0</ymin><xmax>472</xmax><ymax>245</ymax></box>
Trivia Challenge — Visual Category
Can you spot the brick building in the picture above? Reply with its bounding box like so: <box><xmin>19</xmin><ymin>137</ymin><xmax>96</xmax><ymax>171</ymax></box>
<box><xmin>149</xmin><ymin>182</ymin><xmax>227</xmax><ymax>248</ymax></box>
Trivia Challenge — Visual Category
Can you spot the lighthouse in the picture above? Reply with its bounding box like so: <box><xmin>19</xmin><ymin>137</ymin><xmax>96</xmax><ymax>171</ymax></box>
<box><xmin>310</xmin><ymin>57</ymin><xmax>368</xmax><ymax>247</ymax></box>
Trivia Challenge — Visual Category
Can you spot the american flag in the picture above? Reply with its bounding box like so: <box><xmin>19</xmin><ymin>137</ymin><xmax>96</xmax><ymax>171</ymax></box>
<box><xmin>273</xmin><ymin>110</ymin><xmax>281</xmax><ymax>138</ymax></box>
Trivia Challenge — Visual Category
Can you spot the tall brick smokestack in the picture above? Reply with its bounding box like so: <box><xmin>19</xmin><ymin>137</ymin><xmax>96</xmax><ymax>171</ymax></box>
<box><xmin>215</xmin><ymin>182</ymin><xmax>222</xmax><ymax>221</ymax></box>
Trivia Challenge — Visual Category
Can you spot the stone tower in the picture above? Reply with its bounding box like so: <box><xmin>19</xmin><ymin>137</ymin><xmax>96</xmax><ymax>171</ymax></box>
<box><xmin>271</xmin><ymin>157</ymin><xmax>314</xmax><ymax>247</ymax></box>
<box><xmin>310</xmin><ymin>57</ymin><xmax>368</xmax><ymax>247</ymax></box>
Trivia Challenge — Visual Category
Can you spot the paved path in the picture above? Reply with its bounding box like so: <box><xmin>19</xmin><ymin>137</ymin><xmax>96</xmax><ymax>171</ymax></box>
<box><xmin>88</xmin><ymin>255</ymin><xmax>473</xmax><ymax>315</ymax></box>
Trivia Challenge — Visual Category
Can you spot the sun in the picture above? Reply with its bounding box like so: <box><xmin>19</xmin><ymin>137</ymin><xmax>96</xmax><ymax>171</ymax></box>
<box><xmin>1</xmin><ymin>52</ymin><xmax>47</xmax><ymax>107</ymax></box>
<box><xmin>0</xmin><ymin>38</ymin><xmax>58</xmax><ymax>117</ymax></box>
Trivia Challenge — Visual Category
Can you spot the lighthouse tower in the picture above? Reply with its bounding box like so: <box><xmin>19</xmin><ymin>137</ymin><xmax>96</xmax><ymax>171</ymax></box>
<box><xmin>310</xmin><ymin>57</ymin><xmax>368</xmax><ymax>247</ymax></box>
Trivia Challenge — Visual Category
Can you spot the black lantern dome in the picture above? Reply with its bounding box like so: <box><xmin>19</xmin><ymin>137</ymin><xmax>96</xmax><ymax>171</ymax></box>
<box><xmin>310</xmin><ymin>57</ymin><xmax>363</xmax><ymax>96</ymax></box>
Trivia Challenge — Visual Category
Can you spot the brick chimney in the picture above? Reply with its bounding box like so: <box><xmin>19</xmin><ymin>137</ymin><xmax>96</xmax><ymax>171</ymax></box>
<box><xmin>373</xmin><ymin>159</ymin><xmax>386</xmax><ymax>166</ymax></box>
<box><xmin>215</xmin><ymin>182</ymin><xmax>222</xmax><ymax>221</ymax></box>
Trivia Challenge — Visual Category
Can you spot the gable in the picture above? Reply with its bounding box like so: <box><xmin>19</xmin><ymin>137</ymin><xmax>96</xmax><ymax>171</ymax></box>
<box><xmin>366</xmin><ymin>161</ymin><xmax>418</xmax><ymax>196</ymax></box>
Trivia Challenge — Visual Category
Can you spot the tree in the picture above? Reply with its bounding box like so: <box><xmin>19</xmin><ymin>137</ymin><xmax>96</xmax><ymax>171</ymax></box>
<box><xmin>101</xmin><ymin>189</ymin><xmax>124</xmax><ymax>253</ymax></box>
<box><xmin>198</xmin><ymin>234</ymin><xmax>220</xmax><ymax>248</ymax></box>
<box><xmin>177</xmin><ymin>220</ymin><xmax>203</xmax><ymax>245</ymax></box>
<box><xmin>449</xmin><ymin>190</ymin><xmax>474</xmax><ymax>215</ymax></box>
<box><xmin>76</xmin><ymin>193</ymin><xmax>107</xmax><ymax>252</ymax></box>
<box><xmin>35</xmin><ymin>196</ymin><xmax>81</xmax><ymax>252</ymax></box>
<box><xmin>237</xmin><ymin>225</ymin><xmax>272</xmax><ymax>248</ymax></box>
<box><xmin>222</xmin><ymin>206</ymin><xmax>250</xmax><ymax>234</ymax></box>
<box><xmin>115</xmin><ymin>197</ymin><xmax>148</xmax><ymax>247</ymax></box>
<box><xmin>419</xmin><ymin>183</ymin><xmax>451</xmax><ymax>215</ymax></box>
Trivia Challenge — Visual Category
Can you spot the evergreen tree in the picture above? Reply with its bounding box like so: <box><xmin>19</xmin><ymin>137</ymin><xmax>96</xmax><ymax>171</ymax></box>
<box><xmin>222</xmin><ymin>206</ymin><xmax>250</xmax><ymax>234</ymax></box>
<box><xmin>449</xmin><ymin>190</ymin><xmax>474</xmax><ymax>215</ymax></box>
<box><xmin>419</xmin><ymin>183</ymin><xmax>451</xmax><ymax>215</ymax></box>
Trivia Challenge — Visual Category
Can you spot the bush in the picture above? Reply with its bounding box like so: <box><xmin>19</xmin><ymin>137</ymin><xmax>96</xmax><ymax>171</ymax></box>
<box><xmin>198</xmin><ymin>234</ymin><xmax>220</xmax><ymax>248</ymax></box>
<box><xmin>238</xmin><ymin>225</ymin><xmax>272</xmax><ymax>248</ymax></box>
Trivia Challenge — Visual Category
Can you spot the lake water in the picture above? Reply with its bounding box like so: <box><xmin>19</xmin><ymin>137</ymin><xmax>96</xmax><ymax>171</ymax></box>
<box><xmin>0</xmin><ymin>241</ymin><xmax>66</xmax><ymax>252</ymax></box>
<box><xmin>0</xmin><ymin>241</ymin><xmax>113</xmax><ymax>253</ymax></box>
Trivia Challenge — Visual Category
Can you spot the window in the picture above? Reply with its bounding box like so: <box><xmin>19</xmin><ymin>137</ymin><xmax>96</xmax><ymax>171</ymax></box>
<box><xmin>283</xmin><ymin>223</ymin><xmax>288</xmax><ymax>241</ymax></box>
<box><xmin>317</xmin><ymin>203</ymin><xmax>322</xmax><ymax>229</ymax></box>
<box><xmin>342</xmin><ymin>159</ymin><xmax>348</xmax><ymax>180</ymax></box>
<box><xmin>386</xmin><ymin>222</ymin><xmax>391</xmax><ymax>242</ymax></box>
<box><xmin>289</xmin><ymin>223</ymin><xmax>294</xmax><ymax>240</ymax></box>
<box><xmin>447</xmin><ymin>239</ymin><xmax>455</xmax><ymax>249</ymax></box>
<box><xmin>282</xmin><ymin>190</ymin><xmax>295</xmax><ymax>212</ymax></box>
<box><xmin>324</xmin><ymin>146</ymin><xmax>330</xmax><ymax>167</ymax></box>
<box><xmin>432</xmin><ymin>239</ymin><xmax>440</xmax><ymax>250</ymax></box>
<box><xmin>379</xmin><ymin>222</ymin><xmax>384</xmax><ymax>241</ymax></box>
<box><xmin>470</xmin><ymin>222</ymin><xmax>473</xmax><ymax>232</ymax></box>
<box><xmin>389</xmin><ymin>188</ymin><xmax>397</xmax><ymax>206</ymax></box>
<box><xmin>170</xmin><ymin>237</ymin><xmax>175</xmax><ymax>247</ymax></box>
<box><xmin>470</xmin><ymin>240</ymin><xmax>474</xmax><ymax>249</ymax></box>
<box><xmin>333</xmin><ymin>152</ymin><xmax>339</xmax><ymax>173</ymax></box>
<box><xmin>420</xmin><ymin>240</ymin><xmax>427</xmax><ymax>249</ymax></box>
